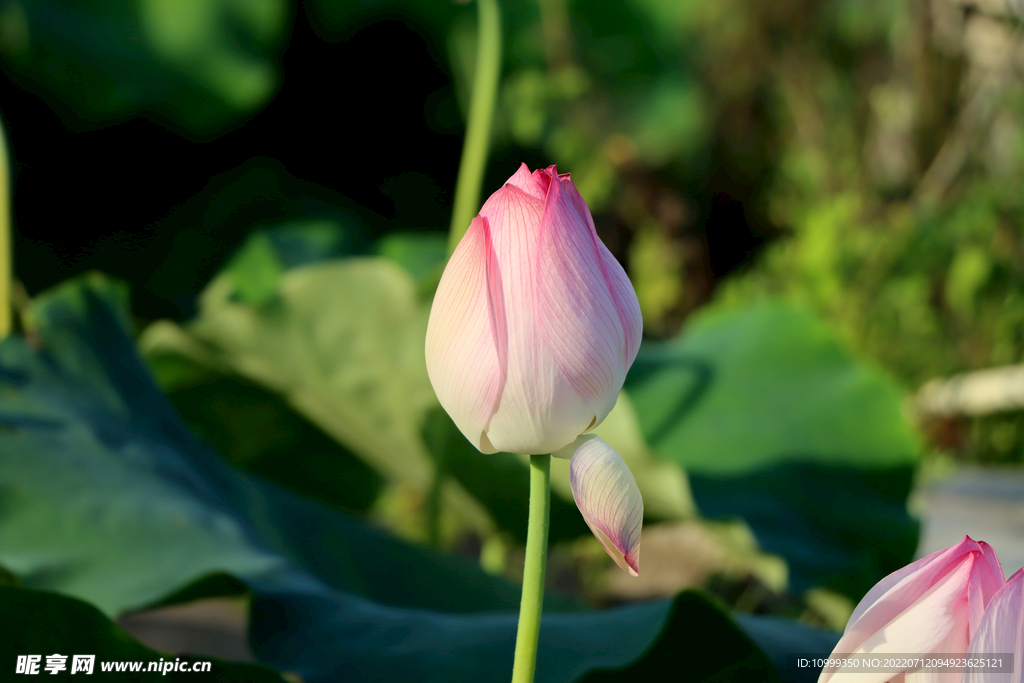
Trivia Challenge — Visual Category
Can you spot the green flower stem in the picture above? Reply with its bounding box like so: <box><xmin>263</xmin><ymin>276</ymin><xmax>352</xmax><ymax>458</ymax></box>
<box><xmin>511</xmin><ymin>453</ymin><xmax>551</xmax><ymax>683</ymax></box>
<box><xmin>0</xmin><ymin>116</ymin><xmax>9</xmax><ymax>340</ymax></box>
<box><xmin>447</xmin><ymin>0</ymin><xmax>502</xmax><ymax>255</ymax></box>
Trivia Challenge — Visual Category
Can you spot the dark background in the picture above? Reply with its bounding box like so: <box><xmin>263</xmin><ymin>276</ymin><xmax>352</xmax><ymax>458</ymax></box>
<box><xmin>1</xmin><ymin>0</ymin><xmax>767</xmax><ymax>324</ymax></box>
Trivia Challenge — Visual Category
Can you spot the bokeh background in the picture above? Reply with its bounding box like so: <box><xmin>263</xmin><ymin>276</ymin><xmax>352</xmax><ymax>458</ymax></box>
<box><xmin>1</xmin><ymin>0</ymin><xmax>1023</xmax><ymax>680</ymax></box>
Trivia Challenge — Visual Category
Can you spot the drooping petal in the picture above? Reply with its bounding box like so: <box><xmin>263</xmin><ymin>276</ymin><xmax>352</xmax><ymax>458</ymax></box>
<box><xmin>425</xmin><ymin>216</ymin><xmax>504</xmax><ymax>453</ymax></box>
<box><xmin>533</xmin><ymin>172</ymin><xmax>643</xmax><ymax>430</ymax></box>
<box><xmin>566</xmin><ymin>435</ymin><xmax>642</xmax><ymax>576</ymax></box>
<box><xmin>963</xmin><ymin>568</ymin><xmax>1024</xmax><ymax>683</ymax></box>
<box><xmin>478</xmin><ymin>177</ymin><xmax>595</xmax><ymax>454</ymax></box>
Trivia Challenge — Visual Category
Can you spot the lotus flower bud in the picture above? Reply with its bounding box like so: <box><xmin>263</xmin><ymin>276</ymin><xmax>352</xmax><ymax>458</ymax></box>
<box><xmin>819</xmin><ymin>536</ymin><xmax>1005</xmax><ymax>683</ymax></box>
<box><xmin>553</xmin><ymin>434</ymin><xmax>642</xmax><ymax>576</ymax></box>
<box><xmin>425</xmin><ymin>163</ymin><xmax>643</xmax><ymax>455</ymax></box>
<box><xmin>963</xmin><ymin>568</ymin><xmax>1024</xmax><ymax>683</ymax></box>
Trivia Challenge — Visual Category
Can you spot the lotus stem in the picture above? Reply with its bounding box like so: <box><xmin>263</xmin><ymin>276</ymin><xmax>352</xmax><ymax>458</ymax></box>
<box><xmin>447</xmin><ymin>0</ymin><xmax>502</xmax><ymax>254</ymax></box>
<box><xmin>0</xmin><ymin>116</ymin><xmax>10</xmax><ymax>340</ymax></box>
<box><xmin>510</xmin><ymin>454</ymin><xmax>550</xmax><ymax>683</ymax></box>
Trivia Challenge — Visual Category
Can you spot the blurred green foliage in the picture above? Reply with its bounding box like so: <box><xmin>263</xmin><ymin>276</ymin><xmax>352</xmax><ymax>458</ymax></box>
<box><xmin>0</xmin><ymin>0</ymin><xmax>287</xmax><ymax>135</ymax></box>
<box><xmin>448</xmin><ymin>0</ymin><xmax>1024</xmax><ymax>461</ymax></box>
<box><xmin>625</xmin><ymin>301</ymin><xmax>919</xmax><ymax>599</ymax></box>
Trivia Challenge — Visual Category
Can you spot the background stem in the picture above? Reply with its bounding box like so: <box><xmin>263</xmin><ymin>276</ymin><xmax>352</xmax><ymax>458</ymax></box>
<box><xmin>447</xmin><ymin>0</ymin><xmax>502</xmax><ymax>254</ymax></box>
<box><xmin>0</xmin><ymin>116</ymin><xmax>10</xmax><ymax>340</ymax></box>
<box><xmin>510</xmin><ymin>454</ymin><xmax>550</xmax><ymax>683</ymax></box>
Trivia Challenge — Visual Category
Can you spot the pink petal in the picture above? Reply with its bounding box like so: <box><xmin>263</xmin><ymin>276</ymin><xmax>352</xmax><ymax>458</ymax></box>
<box><xmin>821</xmin><ymin>561</ymin><xmax>974</xmax><ymax>683</ymax></box>
<box><xmin>557</xmin><ymin>175</ymin><xmax>642</xmax><ymax>364</ymax></box>
<box><xmin>567</xmin><ymin>435</ymin><xmax>642</xmax><ymax>576</ymax></box>
<box><xmin>819</xmin><ymin>537</ymin><xmax>1006</xmax><ymax>683</ymax></box>
<box><xmin>967</xmin><ymin>541</ymin><xmax>1007</xmax><ymax>639</ymax></box>
<box><xmin>424</xmin><ymin>216</ymin><xmax>504</xmax><ymax>453</ymax></box>
<box><xmin>505</xmin><ymin>162</ymin><xmax>547</xmax><ymax>200</ymax></box>
<box><xmin>476</xmin><ymin>180</ymin><xmax>595</xmax><ymax>454</ymax></box>
<box><xmin>534</xmin><ymin>170</ymin><xmax>643</xmax><ymax>427</ymax></box>
<box><xmin>845</xmin><ymin>542</ymin><xmax>967</xmax><ymax>634</ymax></box>
<box><xmin>963</xmin><ymin>568</ymin><xmax>1024</xmax><ymax>683</ymax></box>
<box><xmin>845</xmin><ymin>538</ymin><xmax>996</xmax><ymax>643</ymax></box>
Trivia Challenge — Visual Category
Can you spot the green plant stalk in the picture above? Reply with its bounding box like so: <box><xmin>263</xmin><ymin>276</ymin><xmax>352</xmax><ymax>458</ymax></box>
<box><xmin>447</xmin><ymin>0</ymin><xmax>502</xmax><ymax>254</ymax></box>
<box><xmin>0</xmin><ymin>116</ymin><xmax>9</xmax><ymax>340</ymax></box>
<box><xmin>510</xmin><ymin>454</ymin><xmax>551</xmax><ymax>683</ymax></box>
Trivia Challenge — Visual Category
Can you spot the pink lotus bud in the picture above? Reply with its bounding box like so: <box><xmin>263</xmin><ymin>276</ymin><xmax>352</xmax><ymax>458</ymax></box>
<box><xmin>553</xmin><ymin>434</ymin><xmax>643</xmax><ymax>576</ymax></box>
<box><xmin>963</xmin><ymin>567</ymin><xmax>1024</xmax><ymax>683</ymax></box>
<box><xmin>819</xmin><ymin>536</ymin><xmax>1005</xmax><ymax>683</ymax></box>
<box><xmin>425</xmin><ymin>164</ymin><xmax>643</xmax><ymax>456</ymax></box>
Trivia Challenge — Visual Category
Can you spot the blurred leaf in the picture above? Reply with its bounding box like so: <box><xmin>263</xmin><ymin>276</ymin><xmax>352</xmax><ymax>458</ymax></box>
<box><xmin>262</xmin><ymin>220</ymin><xmax>364</xmax><ymax>270</ymax></box>
<box><xmin>0</xmin><ymin>0</ymin><xmax>288</xmax><ymax>135</ymax></box>
<box><xmin>252</xmin><ymin>590</ymin><xmax>781</xmax><ymax>683</ymax></box>
<box><xmin>0</xmin><ymin>273</ymin><xmax>798</xmax><ymax>683</ymax></box>
<box><xmin>140</xmin><ymin>258</ymin><xmax>496</xmax><ymax>538</ymax></box>
<box><xmin>374</xmin><ymin>231</ymin><xmax>448</xmax><ymax>292</ymax></box>
<box><xmin>163</xmin><ymin>373</ymin><xmax>384</xmax><ymax>515</ymax></box>
<box><xmin>223</xmin><ymin>221</ymin><xmax>361</xmax><ymax>307</ymax></box>
<box><xmin>630</xmin><ymin>78</ymin><xmax>707</xmax><ymax>166</ymax></box>
<box><xmin>594</xmin><ymin>519</ymin><xmax>787</xmax><ymax>604</ymax></box>
<box><xmin>734</xmin><ymin>613</ymin><xmax>841</xmax><ymax>683</ymax></box>
<box><xmin>224</xmin><ymin>232</ymin><xmax>284</xmax><ymax>306</ymax></box>
<box><xmin>945</xmin><ymin>246</ymin><xmax>992</xmax><ymax>319</ymax></box>
<box><xmin>0</xmin><ymin>586</ymin><xmax>284</xmax><ymax>681</ymax></box>
<box><xmin>625</xmin><ymin>301</ymin><xmax>920</xmax><ymax>598</ymax></box>
<box><xmin>127</xmin><ymin>159</ymin><xmax>373</xmax><ymax>320</ymax></box>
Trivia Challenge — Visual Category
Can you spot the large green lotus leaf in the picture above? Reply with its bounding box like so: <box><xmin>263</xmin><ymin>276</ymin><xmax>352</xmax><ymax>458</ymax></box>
<box><xmin>0</xmin><ymin>273</ymin><xmax>818</xmax><ymax>682</ymax></box>
<box><xmin>625</xmin><ymin>301</ymin><xmax>920</xmax><ymax>597</ymax></box>
<box><xmin>149</xmin><ymin>227</ymin><xmax>385</xmax><ymax>515</ymax></box>
<box><xmin>141</xmin><ymin>258</ymin><xmax>496</xmax><ymax>538</ymax></box>
<box><xmin>0</xmin><ymin>586</ymin><xmax>284</xmax><ymax>682</ymax></box>
<box><xmin>0</xmin><ymin>0</ymin><xmax>287</xmax><ymax>135</ymax></box>
<box><xmin>2</xmin><ymin>272</ymin><xmax>516</xmax><ymax>616</ymax></box>
<box><xmin>249</xmin><ymin>589</ymin><xmax>785</xmax><ymax>683</ymax></box>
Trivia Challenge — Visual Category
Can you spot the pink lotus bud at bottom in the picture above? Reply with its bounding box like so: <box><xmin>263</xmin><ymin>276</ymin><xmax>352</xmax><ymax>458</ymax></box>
<box><xmin>553</xmin><ymin>435</ymin><xmax>642</xmax><ymax>576</ymax></box>
<box><xmin>819</xmin><ymin>536</ymin><xmax>1005</xmax><ymax>683</ymax></box>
